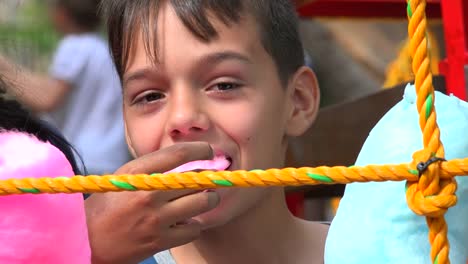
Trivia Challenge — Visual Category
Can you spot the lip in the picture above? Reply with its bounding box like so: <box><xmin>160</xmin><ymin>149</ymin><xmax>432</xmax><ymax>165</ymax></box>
<box><xmin>211</xmin><ymin>147</ymin><xmax>233</xmax><ymax>170</ymax></box>
<box><xmin>199</xmin><ymin>147</ymin><xmax>235</xmax><ymax>195</ymax></box>
<box><xmin>165</xmin><ymin>146</ymin><xmax>233</xmax><ymax>174</ymax></box>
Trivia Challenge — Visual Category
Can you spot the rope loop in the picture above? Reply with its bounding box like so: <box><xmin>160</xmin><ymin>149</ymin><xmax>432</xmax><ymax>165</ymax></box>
<box><xmin>407</xmin><ymin>150</ymin><xmax>457</xmax><ymax>218</ymax></box>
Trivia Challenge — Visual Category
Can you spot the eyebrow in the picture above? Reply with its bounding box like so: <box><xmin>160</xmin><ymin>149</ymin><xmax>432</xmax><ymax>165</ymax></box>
<box><xmin>123</xmin><ymin>51</ymin><xmax>252</xmax><ymax>87</ymax></box>
<box><xmin>123</xmin><ymin>69</ymin><xmax>153</xmax><ymax>87</ymax></box>
<box><xmin>198</xmin><ymin>51</ymin><xmax>252</xmax><ymax>67</ymax></box>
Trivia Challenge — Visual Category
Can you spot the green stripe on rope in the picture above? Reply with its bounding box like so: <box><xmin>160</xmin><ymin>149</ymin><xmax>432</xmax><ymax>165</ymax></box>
<box><xmin>407</xmin><ymin>1</ymin><xmax>413</xmax><ymax>18</ymax></box>
<box><xmin>306</xmin><ymin>173</ymin><xmax>334</xmax><ymax>183</ymax></box>
<box><xmin>434</xmin><ymin>254</ymin><xmax>439</xmax><ymax>264</ymax></box>
<box><xmin>408</xmin><ymin>169</ymin><xmax>419</xmax><ymax>175</ymax></box>
<box><xmin>213</xmin><ymin>179</ymin><xmax>234</xmax><ymax>187</ymax></box>
<box><xmin>18</xmin><ymin>187</ymin><xmax>40</xmax><ymax>194</ymax></box>
<box><xmin>110</xmin><ymin>179</ymin><xmax>137</xmax><ymax>190</ymax></box>
<box><xmin>425</xmin><ymin>94</ymin><xmax>433</xmax><ymax>120</ymax></box>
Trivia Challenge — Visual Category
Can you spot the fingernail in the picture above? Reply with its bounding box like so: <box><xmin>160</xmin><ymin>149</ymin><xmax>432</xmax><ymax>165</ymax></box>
<box><xmin>207</xmin><ymin>192</ymin><xmax>220</xmax><ymax>208</ymax></box>
<box><xmin>206</xmin><ymin>143</ymin><xmax>214</xmax><ymax>159</ymax></box>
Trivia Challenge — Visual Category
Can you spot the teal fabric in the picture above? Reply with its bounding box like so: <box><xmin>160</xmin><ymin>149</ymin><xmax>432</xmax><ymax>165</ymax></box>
<box><xmin>325</xmin><ymin>84</ymin><xmax>468</xmax><ymax>263</ymax></box>
<box><xmin>153</xmin><ymin>250</ymin><xmax>176</xmax><ymax>264</ymax></box>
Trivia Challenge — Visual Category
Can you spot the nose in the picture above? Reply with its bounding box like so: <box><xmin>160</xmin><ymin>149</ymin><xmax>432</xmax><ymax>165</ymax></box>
<box><xmin>166</xmin><ymin>88</ymin><xmax>210</xmax><ymax>139</ymax></box>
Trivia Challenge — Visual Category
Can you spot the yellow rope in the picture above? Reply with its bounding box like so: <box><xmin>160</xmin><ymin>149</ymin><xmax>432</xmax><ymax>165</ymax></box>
<box><xmin>1</xmin><ymin>161</ymin><xmax>466</xmax><ymax>195</ymax></box>
<box><xmin>406</xmin><ymin>1</ymin><xmax>455</xmax><ymax>263</ymax></box>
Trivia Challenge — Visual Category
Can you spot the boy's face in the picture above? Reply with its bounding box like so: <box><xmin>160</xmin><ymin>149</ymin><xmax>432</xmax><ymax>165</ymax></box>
<box><xmin>49</xmin><ymin>4</ymin><xmax>73</xmax><ymax>35</ymax></box>
<box><xmin>123</xmin><ymin>3</ymin><xmax>319</xmax><ymax>228</ymax></box>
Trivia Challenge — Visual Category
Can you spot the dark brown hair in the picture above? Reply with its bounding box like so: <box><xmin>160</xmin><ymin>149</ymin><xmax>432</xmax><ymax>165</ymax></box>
<box><xmin>100</xmin><ymin>0</ymin><xmax>304</xmax><ymax>85</ymax></box>
<box><xmin>54</xmin><ymin>0</ymin><xmax>102</xmax><ymax>31</ymax></box>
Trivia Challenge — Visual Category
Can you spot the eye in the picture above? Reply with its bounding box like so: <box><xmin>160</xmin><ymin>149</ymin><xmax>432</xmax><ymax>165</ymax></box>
<box><xmin>133</xmin><ymin>90</ymin><xmax>165</xmax><ymax>105</ymax></box>
<box><xmin>205</xmin><ymin>78</ymin><xmax>245</xmax><ymax>98</ymax></box>
<box><xmin>213</xmin><ymin>82</ymin><xmax>241</xmax><ymax>91</ymax></box>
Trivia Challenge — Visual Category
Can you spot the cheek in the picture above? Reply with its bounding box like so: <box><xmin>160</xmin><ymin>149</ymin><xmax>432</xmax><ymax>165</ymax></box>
<box><xmin>222</xmin><ymin>109</ymin><xmax>258</xmax><ymax>143</ymax></box>
<box><xmin>220</xmin><ymin>102</ymin><xmax>286</xmax><ymax>166</ymax></box>
<box><xmin>219</xmin><ymin>101</ymin><xmax>281</xmax><ymax>143</ymax></box>
<box><xmin>125</xmin><ymin>111</ymin><xmax>164</xmax><ymax>156</ymax></box>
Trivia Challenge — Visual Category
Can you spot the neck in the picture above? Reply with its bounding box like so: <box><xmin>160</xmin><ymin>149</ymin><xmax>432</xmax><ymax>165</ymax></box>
<box><xmin>173</xmin><ymin>188</ymin><xmax>300</xmax><ymax>263</ymax></box>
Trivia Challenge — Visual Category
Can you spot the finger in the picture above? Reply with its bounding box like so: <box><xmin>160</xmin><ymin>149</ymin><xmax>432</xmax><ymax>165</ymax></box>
<box><xmin>115</xmin><ymin>142</ymin><xmax>213</xmax><ymax>175</ymax></box>
<box><xmin>152</xmin><ymin>189</ymin><xmax>202</xmax><ymax>203</ymax></box>
<box><xmin>163</xmin><ymin>219</ymin><xmax>202</xmax><ymax>249</ymax></box>
<box><xmin>154</xmin><ymin>190</ymin><xmax>200</xmax><ymax>203</ymax></box>
<box><xmin>160</xmin><ymin>191</ymin><xmax>220</xmax><ymax>225</ymax></box>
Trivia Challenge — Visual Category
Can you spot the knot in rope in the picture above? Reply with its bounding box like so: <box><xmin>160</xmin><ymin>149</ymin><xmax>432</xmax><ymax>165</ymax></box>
<box><xmin>406</xmin><ymin>149</ymin><xmax>458</xmax><ymax>218</ymax></box>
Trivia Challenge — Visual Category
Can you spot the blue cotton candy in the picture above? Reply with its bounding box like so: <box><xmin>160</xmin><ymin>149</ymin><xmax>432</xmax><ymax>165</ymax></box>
<box><xmin>324</xmin><ymin>84</ymin><xmax>468</xmax><ymax>264</ymax></box>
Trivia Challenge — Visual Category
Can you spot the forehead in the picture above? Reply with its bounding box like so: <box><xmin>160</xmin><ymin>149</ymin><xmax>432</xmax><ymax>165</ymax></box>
<box><xmin>124</xmin><ymin>2</ymin><xmax>268</xmax><ymax>76</ymax></box>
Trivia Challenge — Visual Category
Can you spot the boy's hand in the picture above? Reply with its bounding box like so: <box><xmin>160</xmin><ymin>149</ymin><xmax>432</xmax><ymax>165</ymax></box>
<box><xmin>85</xmin><ymin>142</ymin><xmax>219</xmax><ymax>264</ymax></box>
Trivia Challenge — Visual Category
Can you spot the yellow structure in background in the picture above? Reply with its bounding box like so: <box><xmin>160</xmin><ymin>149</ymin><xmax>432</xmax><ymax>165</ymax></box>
<box><xmin>384</xmin><ymin>29</ymin><xmax>440</xmax><ymax>88</ymax></box>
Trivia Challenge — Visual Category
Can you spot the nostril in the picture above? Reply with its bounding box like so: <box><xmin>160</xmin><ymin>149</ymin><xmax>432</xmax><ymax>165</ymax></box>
<box><xmin>170</xmin><ymin>129</ymin><xmax>182</xmax><ymax>137</ymax></box>
<box><xmin>170</xmin><ymin>126</ymin><xmax>204</xmax><ymax>138</ymax></box>
<box><xmin>190</xmin><ymin>127</ymin><xmax>203</xmax><ymax>132</ymax></box>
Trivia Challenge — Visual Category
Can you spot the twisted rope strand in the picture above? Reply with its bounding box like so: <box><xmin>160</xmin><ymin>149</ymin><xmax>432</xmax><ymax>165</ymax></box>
<box><xmin>0</xmin><ymin>162</ymin><xmax>466</xmax><ymax>196</ymax></box>
<box><xmin>407</xmin><ymin>1</ymin><xmax>457</xmax><ymax>263</ymax></box>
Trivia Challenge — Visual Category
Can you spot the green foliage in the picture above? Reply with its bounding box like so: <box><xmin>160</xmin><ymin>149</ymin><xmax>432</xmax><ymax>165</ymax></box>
<box><xmin>0</xmin><ymin>0</ymin><xmax>59</xmax><ymax>56</ymax></box>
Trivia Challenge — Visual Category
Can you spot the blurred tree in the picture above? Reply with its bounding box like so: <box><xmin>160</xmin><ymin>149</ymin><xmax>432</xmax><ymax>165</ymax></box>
<box><xmin>0</xmin><ymin>0</ymin><xmax>59</xmax><ymax>72</ymax></box>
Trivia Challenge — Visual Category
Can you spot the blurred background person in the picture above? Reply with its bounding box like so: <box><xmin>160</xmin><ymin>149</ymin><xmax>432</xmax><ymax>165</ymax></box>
<box><xmin>0</xmin><ymin>0</ymin><xmax>130</xmax><ymax>174</ymax></box>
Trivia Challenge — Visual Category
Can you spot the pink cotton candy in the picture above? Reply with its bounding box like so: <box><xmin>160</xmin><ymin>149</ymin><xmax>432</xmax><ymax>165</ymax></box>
<box><xmin>0</xmin><ymin>132</ymin><xmax>90</xmax><ymax>264</ymax></box>
<box><xmin>165</xmin><ymin>155</ymin><xmax>231</xmax><ymax>173</ymax></box>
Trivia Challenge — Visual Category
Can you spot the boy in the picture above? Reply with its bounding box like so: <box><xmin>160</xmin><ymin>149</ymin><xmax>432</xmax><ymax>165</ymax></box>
<box><xmin>0</xmin><ymin>0</ymin><xmax>129</xmax><ymax>174</ymax></box>
<box><xmin>86</xmin><ymin>0</ymin><xmax>326</xmax><ymax>263</ymax></box>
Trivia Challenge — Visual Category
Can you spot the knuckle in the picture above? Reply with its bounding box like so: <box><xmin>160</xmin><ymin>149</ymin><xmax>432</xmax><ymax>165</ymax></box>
<box><xmin>148</xmin><ymin>214</ymin><xmax>162</xmax><ymax>227</ymax></box>
<box><xmin>134</xmin><ymin>192</ymin><xmax>153</xmax><ymax>207</ymax></box>
<box><xmin>116</xmin><ymin>162</ymin><xmax>142</xmax><ymax>175</ymax></box>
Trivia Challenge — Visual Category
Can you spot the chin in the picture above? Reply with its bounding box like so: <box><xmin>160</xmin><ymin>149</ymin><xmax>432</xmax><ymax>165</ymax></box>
<box><xmin>194</xmin><ymin>188</ymin><xmax>240</xmax><ymax>230</ymax></box>
<box><xmin>195</xmin><ymin>187</ymin><xmax>269</xmax><ymax>230</ymax></box>
<box><xmin>195</xmin><ymin>208</ymin><xmax>231</xmax><ymax>231</ymax></box>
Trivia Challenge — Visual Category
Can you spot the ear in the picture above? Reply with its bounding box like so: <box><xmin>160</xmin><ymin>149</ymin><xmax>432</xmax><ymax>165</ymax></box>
<box><xmin>285</xmin><ymin>66</ymin><xmax>320</xmax><ymax>137</ymax></box>
<box><xmin>124</xmin><ymin>122</ymin><xmax>138</xmax><ymax>158</ymax></box>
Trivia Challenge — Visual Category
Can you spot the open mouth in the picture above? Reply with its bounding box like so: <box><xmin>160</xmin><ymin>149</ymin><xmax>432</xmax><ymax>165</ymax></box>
<box><xmin>164</xmin><ymin>154</ymin><xmax>233</xmax><ymax>199</ymax></box>
<box><xmin>226</xmin><ymin>157</ymin><xmax>232</xmax><ymax>170</ymax></box>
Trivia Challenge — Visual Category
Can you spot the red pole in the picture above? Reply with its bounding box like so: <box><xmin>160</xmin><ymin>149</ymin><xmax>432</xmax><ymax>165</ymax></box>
<box><xmin>296</xmin><ymin>0</ymin><xmax>441</xmax><ymax>18</ymax></box>
<box><xmin>438</xmin><ymin>0</ymin><xmax>467</xmax><ymax>100</ymax></box>
<box><xmin>286</xmin><ymin>192</ymin><xmax>305</xmax><ymax>218</ymax></box>
<box><xmin>464</xmin><ymin>0</ymin><xmax>468</xmax><ymax>52</ymax></box>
